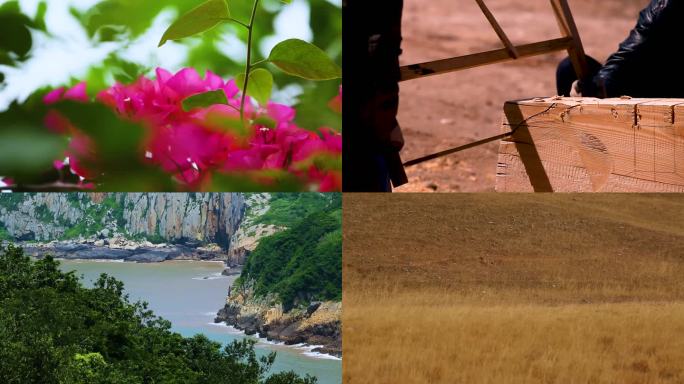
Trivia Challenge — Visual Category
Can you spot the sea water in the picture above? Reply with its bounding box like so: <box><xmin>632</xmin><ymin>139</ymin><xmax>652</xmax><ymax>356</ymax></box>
<box><xmin>59</xmin><ymin>260</ymin><xmax>341</xmax><ymax>384</ymax></box>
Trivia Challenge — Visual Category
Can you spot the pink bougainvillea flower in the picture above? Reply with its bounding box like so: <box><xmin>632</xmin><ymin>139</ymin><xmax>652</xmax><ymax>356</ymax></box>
<box><xmin>292</xmin><ymin>128</ymin><xmax>342</xmax><ymax>163</ymax></box>
<box><xmin>97</xmin><ymin>68</ymin><xmax>246</xmax><ymax>125</ymax></box>
<box><xmin>223</xmin><ymin>148</ymin><xmax>268</xmax><ymax>171</ymax></box>
<box><xmin>66</xmin><ymin>134</ymin><xmax>97</xmax><ymax>180</ymax></box>
<box><xmin>148</xmin><ymin>122</ymin><xmax>233</xmax><ymax>175</ymax></box>
<box><xmin>44</xmin><ymin>110</ymin><xmax>73</xmax><ymax>134</ymax></box>
<box><xmin>314</xmin><ymin>170</ymin><xmax>342</xmax><ymax>192</ymax></box>
<box><xmin>63</xmin><ymin>82</ymin><xmax>89</xmax><ymax>102</ymax></box>
<box><xmin>223</xmin><ymin>79</ymin><xmax>240</xmax><ymax>99</ymax></box>
<box><xmin>41</xmin><ymin>67</ymin><xmax>342</xmax><ymax>191</ymax></box>
<box><xmin>53</xmin><ymin>159</ymin><xmax>65</xmax><ymax>170</ymax></box>
<box><xmin>77</xmin><ymin>180</ymin><xmax>96</xmax><ymax>190</ymax></box>
<box><xmin>0</xmin><ymin>177</ymin><xmax>14</xmax><ymax>187</ymax></box>
<box><xmin>267</xmin><ymin>102</ymin><xmax>296</xmax><ymax>127</ymax></box>
<box><xmin>43</xmin><ymin>87</ymin><xmax>65</xmax><ymax>105</ymax></box>
<box><xmin>44</xmin><ymin>82</ymin><xmax>89</xmax><ymax>105</ymax></box>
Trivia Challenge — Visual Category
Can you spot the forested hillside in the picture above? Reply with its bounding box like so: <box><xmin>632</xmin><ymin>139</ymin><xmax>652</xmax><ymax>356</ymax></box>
<box><xmin>0</xmin><ymin>244</ymin><xmax>314</xmax><ymax>384</ymax></box>
<box><xmin>237</xmin><ymin>193</ymin><xmax>341</xmax><ymax>310</ymax></box>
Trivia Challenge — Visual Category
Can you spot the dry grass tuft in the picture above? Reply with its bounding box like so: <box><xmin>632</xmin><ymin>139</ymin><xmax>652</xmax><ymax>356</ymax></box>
<box><xmin>343</xmin><ymin>194</ymin><xmax>684</xmax><ymax>384</ymax></box>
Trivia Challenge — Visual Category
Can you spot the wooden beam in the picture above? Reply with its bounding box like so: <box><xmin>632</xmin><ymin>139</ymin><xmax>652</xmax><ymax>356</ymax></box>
<box><xmin>474</xmin><ymin>0</ymin><xmax>519</xmax><ymax>59</ymax></box>
<box><xmin>496</xmin><ymin>97</ymin><xmax>684</xmax><ymax>192</ymax></box>
<box><xmin>400</xmin><ymin>37</ymin><xmax>573</xmax><ymax>82</ymax></box>
<box><xmin>549</xmin><ymin>0</ymin><xmax>571</xmax><ymax>37</ymax></box>
<box><xmin>551</xmin><ymin>0</ymin><xmax>590</xmax><ymax>79</ymax></box>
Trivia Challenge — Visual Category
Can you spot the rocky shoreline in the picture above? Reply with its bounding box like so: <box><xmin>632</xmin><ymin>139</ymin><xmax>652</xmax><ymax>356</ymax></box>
<box><xmin>12</xmin><ymin>238</ymin><xmax>236</xmax><ymax>265</ymax></box>
<box><xmin>214</xmin><ymin>296</ymin><xmax>341</xmax><ymax>358</ymax></box>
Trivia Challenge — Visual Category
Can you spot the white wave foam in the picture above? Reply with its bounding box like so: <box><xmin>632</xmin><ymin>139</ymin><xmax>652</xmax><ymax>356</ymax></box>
<box><xmin>260</xmin><ymin>338</ymin><xmax>286</xmax><ymax>346</ymax></box>
<box><xmin>302</xmin><ymin>351</ymin><xmax>342</xmax><ymax>361</ymax></box>
<box><xmin>286</xmin><ymin>343</ymin><xmax>342</xmax><ymax>360</ymax></box>
<box><xmin>191</xmin><ymin>272</ymin><xmax>227</xmax><ymax>281</ymax></box>
<box><xmin>206</xmin><ymin>322</ymin><xmax>249</xmax><ymax>335</ymax></box>
<box><xmin>208</xmin><ymin>322</ymin><xmax>342</xmax><ymax>360</ymax></box>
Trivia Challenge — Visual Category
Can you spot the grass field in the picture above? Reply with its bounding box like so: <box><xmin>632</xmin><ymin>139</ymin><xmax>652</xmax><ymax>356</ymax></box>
<box><xmin>343</xmin><ymin>194</ymin><xmax>684</xmax><ymax>383</ymax></box>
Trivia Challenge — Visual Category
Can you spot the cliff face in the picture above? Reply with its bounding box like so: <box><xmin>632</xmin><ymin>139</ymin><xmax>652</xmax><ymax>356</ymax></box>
<box><xmin>121</xmin><ymin>193</ymin><xmax>245</xmax><ymax>247</ymax></box>
<box><xmin>215</xmin><ymin>292</ymin><xmax>341</xmax><ymax>357</ymax></box>
<box><xmin>227</xmin><ymin>193</ymin><xmax>284</xmax><ymax>264</ymax></box>
<box><xmin>215</xmin><ymin>193</ymin><xmax>342</xmax><ymax>357</ymax></box>
<box><xmin>0</xmin><ymin>193</ymin><xmax>245</xmax><ymax>248</ymax></box>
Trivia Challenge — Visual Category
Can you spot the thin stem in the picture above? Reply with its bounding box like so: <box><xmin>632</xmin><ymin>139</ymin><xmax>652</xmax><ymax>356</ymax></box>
<box><xmin>250</xmin><ymin>59</ymin><xmax>267</xmax><ymax>67</ymax></box>
<box><xmin>221</xmin><ymin>17</ymin><xmax>249</xmax><ymax>29</ymax></box>
<box><xmin>6</xmin><ymin>182</ymin><xmax>92</xmax><ymax>192</ymax></box>
<box><xmin>240</xmin><ymin>0</ymin><xmax>260</xmax><ymax>124</ymax></box>
<box><xmin>225</xmin><ymin>103</ymin><xmax>241</xmax><ymax>113</ymax></box>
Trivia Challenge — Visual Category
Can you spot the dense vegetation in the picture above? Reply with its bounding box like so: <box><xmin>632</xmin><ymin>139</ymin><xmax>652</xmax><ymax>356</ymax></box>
<box><xmin>238</xmin><ymin>194</ymin><xmax>341</xmax><ymax>311</ymax></box>
<box><xmin>0</xmin><ymin>244</ymin><xmax>316</xmax><ymax>384</ymax></box>
<box><xmin>252</xmin><ymin>193</ymin><xmax>341</xmax><ymax>227</ymax></box>
<box><xmin>0</xmin><ymin>222</ymin><xmax>11</xmax><ymax>241</ymax></box>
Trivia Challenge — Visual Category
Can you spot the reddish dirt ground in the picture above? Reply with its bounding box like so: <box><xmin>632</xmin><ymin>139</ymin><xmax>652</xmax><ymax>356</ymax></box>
<box><xmin>396</xmin><ymin>0</ymin><xmax>650</xmax><ymax>192</ymax></box>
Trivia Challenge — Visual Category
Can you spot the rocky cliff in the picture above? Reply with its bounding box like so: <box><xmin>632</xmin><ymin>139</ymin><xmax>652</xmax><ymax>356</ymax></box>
<box><xmin>0</xmin><ymin>193</ymin><xmax>245</xmax><ymax>249</ymax></box>
<box><xmin>215</xmin><ymin>291</ymin><xmax>341</xmax><ymax>357</ymax></box>
<box><xmin>215</xmin><ymin>193</ymin><xmax>342</xmax><ymax>357</ymax></box>
<box><xmin>227</xmin><ymin>193</ymin><xmax>284</xmax><ymax>265</ymax></box>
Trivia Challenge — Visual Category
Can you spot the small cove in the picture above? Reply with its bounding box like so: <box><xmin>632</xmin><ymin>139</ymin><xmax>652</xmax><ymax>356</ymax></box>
<box><xmin>59</xmin><ymin>259</ymin><xmax>341</xmax><ymax>384</ymax></box>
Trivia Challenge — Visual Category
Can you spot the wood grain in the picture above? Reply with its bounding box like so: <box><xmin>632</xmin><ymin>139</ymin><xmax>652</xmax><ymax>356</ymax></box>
<box><xmin>496</xmin><ymin>97</ymin><xmax>684</xmax><ymax>192</ymax></box>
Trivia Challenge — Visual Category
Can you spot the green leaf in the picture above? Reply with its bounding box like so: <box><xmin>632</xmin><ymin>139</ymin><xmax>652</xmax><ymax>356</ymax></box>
<box><xmin>33</xmin><ymin>1</ymin><xmax>47</xmax><ymax>31</ymax></box>
<box><xmin>295</xmin><ymin>81</ymin><xmax>341</xmax><ymax>132</ymax></box>
<box><xmin>0</xmin><ymin>128</ymin><xmax>67</xmax><ymax>177</ymax></box>
<box><xmin>253</xmin><ymin>116</ymin><xmax>276</xmax><ymax>129</ymax></box>
<box><xmin>106</xmin><ymin>57</ymin><xmax>148</xmax><ymax>83</ymax></box>
<box><xmin>204</xmin><ymin>110</ymin><xmax>251</xmax><ymax>138</ymax></box>
<box><xmin>0</xmin><ymin>51</ymin><xmax>13</xmax><ymax>66</ymax></box>
<box><xmin>210</xmin><ymin>171</ymin><xmax>305</xmax><ymax>192</ymax></box>
<box><xmin>235</xmin><ymin>68</ymin><xmax>273</xmax><ymax>106</ymax></box>
<box><xmin>0</xmin><ymin>14</ymin><xmax>33</xmax><ymax>57</ymax></box>
<box><xmin>54</xmin><ymin>102</ymin><xmax>144</xmax><ymax>168</ymax></box>
<box><xmin>0</xmin><ymin>1</ymin><xmax>20</xmax><ymax>13</ymax></box>
<box><xmin>158</xmin><ymin>0</ymin><xmax>230</xmax><ymax>47</ymax></box>
<box><xmin>53</xmin><ymin>102</ymin><xmax>177</xmax><ymax>191</ymax></box>
<box><xmin>267</xmin><ymin>39</ymin><xmax>341</xmax><ymax>80</ymax></box>
<box><xmin>181</xmin><ymin>90</ymin><xmax>228</xmax><ymax>111</ymax></box>
<box><xmin>79</xmin><ymin>0</ymin><xmax>198</xmax><ymax>40</ymax></box>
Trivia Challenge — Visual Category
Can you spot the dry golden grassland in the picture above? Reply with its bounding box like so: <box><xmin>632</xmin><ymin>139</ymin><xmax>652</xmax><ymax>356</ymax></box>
<box><xmin>343</xmin><ymin>194</ymin><xmax>684</xmax><ymax>384</ymax></box>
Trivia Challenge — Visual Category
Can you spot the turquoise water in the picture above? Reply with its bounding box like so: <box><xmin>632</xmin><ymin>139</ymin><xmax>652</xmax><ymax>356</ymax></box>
<box><xmin>59</xmin><ymin>260</ymin><xmax>341</xmax><ymax>384</ymax></box>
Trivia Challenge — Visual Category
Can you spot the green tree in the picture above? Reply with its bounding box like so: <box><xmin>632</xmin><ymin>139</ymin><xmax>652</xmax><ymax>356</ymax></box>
<box><xmin>0</xmin><ymin>244</ymin><xmax>316</xmax><ymax>384</ymax></box>
<box><xmin>237</xmin><ymin>194</ymin><xmax>341</xmax><ymax>310</ymax></box>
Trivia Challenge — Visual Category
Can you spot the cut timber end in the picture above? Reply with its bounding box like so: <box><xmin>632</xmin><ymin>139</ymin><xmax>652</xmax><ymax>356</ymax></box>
<box><xmin>496</xmin><ymin>97</ymin><xmax>684</xmax><ymax>192</ymax></box>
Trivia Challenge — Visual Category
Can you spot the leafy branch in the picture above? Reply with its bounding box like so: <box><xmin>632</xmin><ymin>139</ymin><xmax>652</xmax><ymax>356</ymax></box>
<box><xmin>158</xmin><ymin>0</ymin><xmax>341</xmax><ymax>125</ymax></box>
<box><xmin>239</xmin><ymin>0</ymin><xmax>260</xmax><ymax>122</ymax></box>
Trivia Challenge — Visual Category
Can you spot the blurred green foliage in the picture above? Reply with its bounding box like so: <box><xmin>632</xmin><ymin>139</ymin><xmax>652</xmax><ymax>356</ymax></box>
<box><xmin>0</xmin><ymin>1</ymin><xmax>46</xmax><ymax>87</ymax></box>
<box><xmin>71</xmin><ymin>0</ymin><xmax>342</xmax><ymax>131</ymax></box>
<box><xmin>0</xmin><ymin>1</ymin><xmax>47</xmax><ymax>65</ymax></box>
<box><xmin>0</xmin><ymin>0</ymin><xmax>341</xmax><ymax>190</ymax></box>
<box><xmin>254</xmin><ymin>192</ymin><xmax>338</xmax><ymax>226</ymax></box>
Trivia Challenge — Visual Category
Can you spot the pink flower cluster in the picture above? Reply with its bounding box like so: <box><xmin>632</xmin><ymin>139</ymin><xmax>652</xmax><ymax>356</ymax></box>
<box><xmin>43</xmin><ymin>68</ymin><xmax>342</xmax><ymax>191</ymax></box>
